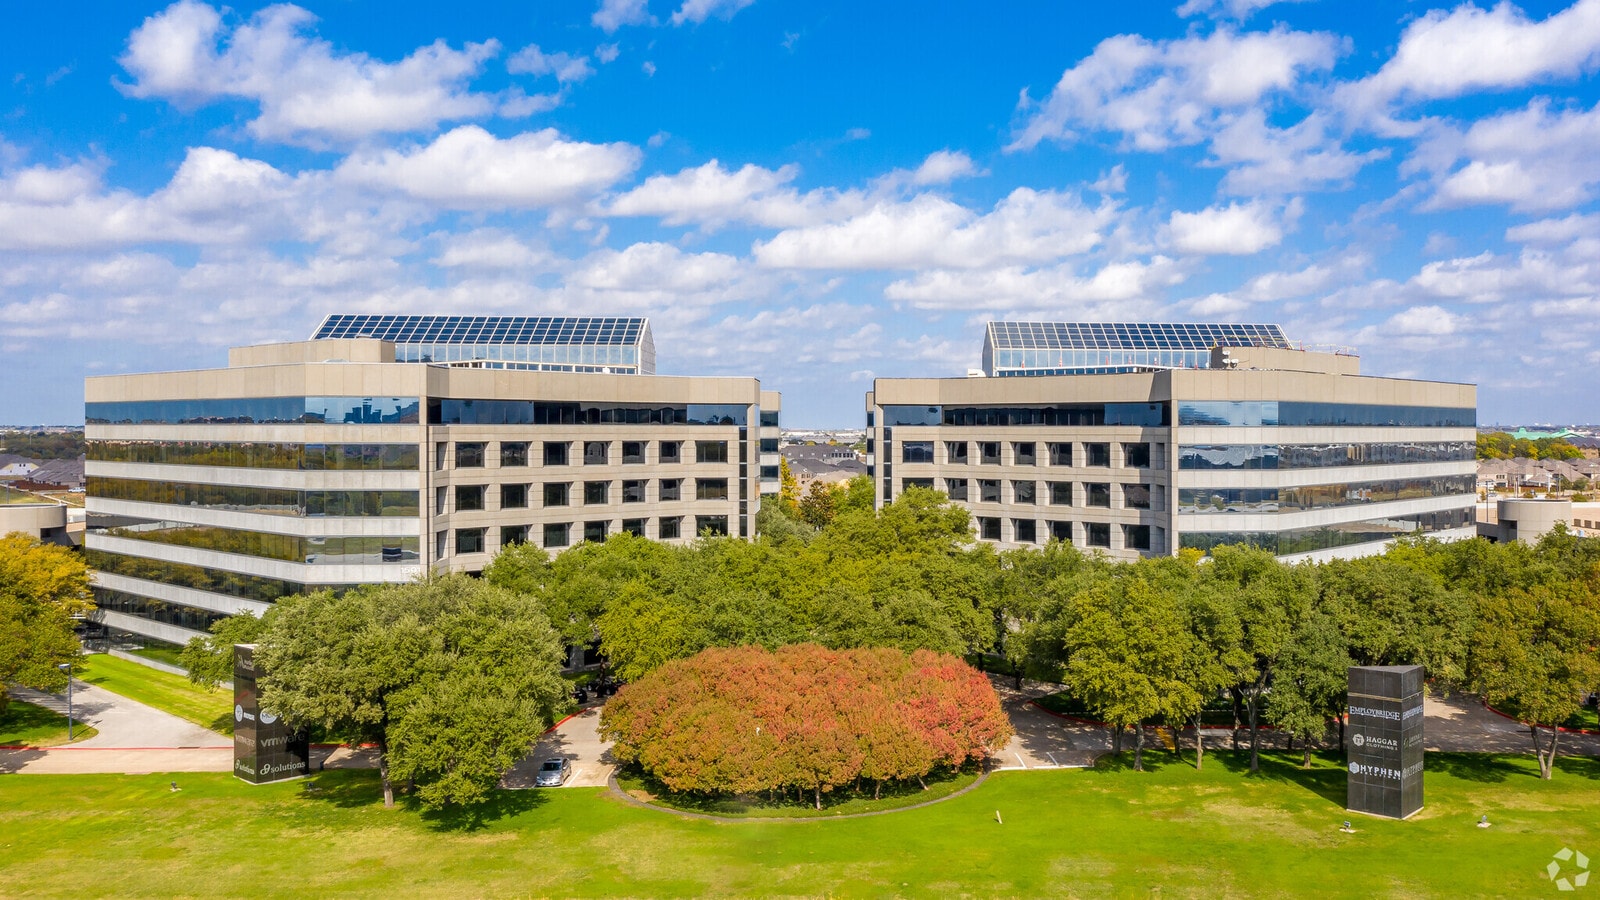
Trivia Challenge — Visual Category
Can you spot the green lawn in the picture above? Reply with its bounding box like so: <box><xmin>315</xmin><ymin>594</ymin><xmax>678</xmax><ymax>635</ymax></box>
<box><xmin>0</xmin><ymin>701</ymin><xmax>98</xmax><ymax>747</ymax></box>
<box><xmin>2</xmin><ymin>751</ymin><xmax>1597</xmax><ymax>897</ymax></box>
<box><xmin>615</xmin><ymin>765</ymin><xmax>980</xmax><ymax>818</ymax></box>
<box><xmin>74</xmin><ymin>654</ymin><xmax>233</xmax><ymax>735</ymax></box>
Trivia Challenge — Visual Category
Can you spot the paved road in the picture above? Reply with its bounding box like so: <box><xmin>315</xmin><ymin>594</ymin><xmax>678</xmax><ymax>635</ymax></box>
<box><xmin>504</xmin><ymin>705</ymin><xmax>615</xmax><ymax>789</ymax></box>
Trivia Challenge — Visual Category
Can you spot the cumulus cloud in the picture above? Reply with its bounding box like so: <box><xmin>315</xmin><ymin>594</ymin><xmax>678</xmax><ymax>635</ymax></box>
<box><xmin>1177</xmin><ymin>0</ymin><xmax>1312</xmax><ymax>19</ymax></box>
<box><xmin>907</xmin><ymin>150</ymin><xmax>980</xmax><ymax>185</ymax></box>
<box><xmin>335</xmin><ymin>126</ymin><xmax>640</xmax><ymax>209</ymax></box>
<box><xmin>1167</xmin><ymin>199</ymin><xmax>1293</xmax><ymax>255</ymax></box>
<box><xmin>607</xmin><ymin>159</ymin><xmax>862</xmax><ymax>228</ymax></box>
<box><xmin>1210</xmin><ymin>110</ymin><xmax>1386</xmax><ymax>194</ymax></box>
<box><xmin>1343</xmin><ymin>0</ymin><xmax>1600</xmax><ymax>115</ymax></box>
<box><xmin>883</xmin><ymin>257</ymin><xmax>1187</xmax><ymax>314</ymax></box>
<box><xmin>1416</xmin><ymin>99</ymin><xmax>1600</xmax><ymax>212</ymax></box>
<box><xmin>431</xmin><ymin>230</ymin><xmax>552</xmax><ymax>271</ymax></box>
<box><xmin>754</xmin><ymin>189</ymin><xmax>1116</xmax><ymax>271</ymax></box>
<box><xmin>118</xmin><ymin>1</ymin><xmax>502</xmax><ymax>145</ymax></box>
<box><xmin>1008</xmin><ymin>27</ymin><xmax>1340</xmax><ymax>152</ymax></box>
<box><xmin>593</xmin><ymin>0</ymin><xmax>652</xmax><ymax>31</ymax></box>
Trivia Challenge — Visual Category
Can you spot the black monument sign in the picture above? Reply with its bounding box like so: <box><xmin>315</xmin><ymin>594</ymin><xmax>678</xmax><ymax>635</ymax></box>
<box><xmin>1346</xmin><ymin>664</ymin><xmax>1424</xmax><ymax>819</ymax></box>
<box><xmin>233</xmin><ymin>644</ymin><xmax>309</xmax><ymax>784</ymax></box>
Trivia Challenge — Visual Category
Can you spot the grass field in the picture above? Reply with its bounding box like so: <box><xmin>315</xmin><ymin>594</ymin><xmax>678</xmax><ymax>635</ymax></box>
<box><xmin>615</xmin><ymin>765</ymin><xmax>980</xmax><ymax>818</ymax></box>
<box><xmin>2</xmin><ymin>751</ymin><xmax>1597</xmax><ymax>897</ymax></box>
<box><xmin>74</xmin><ymin>654</ymin><xmax>233</xmax><ymax>735</ymax></box>
<box><xmin>0</xmin><ymin>701</ymin><xmax>98</xmax><ymax>747</ymax></box>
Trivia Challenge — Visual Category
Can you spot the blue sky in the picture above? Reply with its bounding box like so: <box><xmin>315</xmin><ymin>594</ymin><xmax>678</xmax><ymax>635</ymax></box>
<box><xmin>3</xmin><ymin>0</ymin><xmax>1599</xmax><ymax>427</ymax></box>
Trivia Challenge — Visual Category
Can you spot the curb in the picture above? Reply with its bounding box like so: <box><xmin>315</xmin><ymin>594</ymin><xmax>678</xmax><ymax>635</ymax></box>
<box><xmin>605</xmin><ymin>766</ymin><xmax>992</xmax><ymax>823</ymax></box>
<box><xmin>1480</xmin><ymin>701</ymin><xmax>1600</xmax><ymax>736</ymax></box>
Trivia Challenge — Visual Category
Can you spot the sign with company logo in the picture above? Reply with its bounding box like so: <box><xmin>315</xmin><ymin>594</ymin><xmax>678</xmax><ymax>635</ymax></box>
<box><xmin>1347</xmin><ymin>665</ymin><xmax>1424</xmax><ymax>820</ymax></box>
<box><xmin>232</xmin><ymin>644</ymin><xmax>310</xmax><ymax>785</ymax></box>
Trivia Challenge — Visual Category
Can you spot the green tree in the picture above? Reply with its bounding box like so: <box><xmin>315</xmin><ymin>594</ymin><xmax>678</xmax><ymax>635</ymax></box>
<box><xmin>1265</xmin><ymin>608</ymin><xmax>1351</xmax><ymax>766</ymax></box>
<box><xmin>256</xmin><ymin>576</ymin><xmax>569</xmax><ymax>808</ymax></box>
<box><xmin>0</xmin><ymin>533</ymin><xmax>93</xmax><ymax>715</ymax></box>
<box><xmin>778</xmin><ymin>457</ymin><xmax>801</xmax><ymax>513</ymax></box>
<box><xmin>836</xmin><ymin>473</ymin><xmax>876</xmax><ymax>513</ymax></box>
<box><xmin>797</xmin><ymin>479</ymin><xmax>839</xmax><ymax>528</ymax></box>
<box><xmin>180</xmin><ymin>611</ymin><xmax>270</xmax><ymax>688</ymax></box>
<box><xmin>1469</xmin><ymin>580</ymin><xmax>1600</xmax><ymax>779</ymax></box>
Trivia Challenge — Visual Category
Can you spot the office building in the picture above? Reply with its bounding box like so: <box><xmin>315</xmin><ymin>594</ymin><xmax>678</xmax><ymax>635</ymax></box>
<box><xmin>868</xmin><ymin>324</ymin><xmax>1476</xmax><ymax>562</ymax></box>
<box><xmin>311</xmin><ymin>314</ymin><xmax>656</xmax><ymax>374</ymax></box>
<box><xmin>84</xmin><ymin>327</ymin><xmax>772</xmax><ymax>648</ymax></box>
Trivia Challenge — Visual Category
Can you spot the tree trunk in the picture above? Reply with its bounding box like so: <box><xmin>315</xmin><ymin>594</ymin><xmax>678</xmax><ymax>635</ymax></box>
<box><xmin>1230</xmin><ymin>687</ymin><xmax>1244</xmax><ymax>750</ymax></box>
<box><xmin>1193</xmin><ymin>715</ymin><xmax>1205</xmax><ymax>771</ymax></box>
<box><xmin>874</xmin><ymin>780</ymin><xmax>882</xmax><ymax>800</ymax></box>
<box><xmin>1302</xmin><ymin>741</ymin><xmax>1312</xmax><ymax>769</ymax></box>
<box><xmin>814</xmin><ymin>783</ymin><xmax>822</xmax><ymax>810</ymax></box>
<box><xmin>1133</xmin><ymin>721</ymin><xmax>1145</xmax><ymax>772</ymax></box>
<box><xmin>1112</xmin><ymin>724</ymin><xmax>1123</xmax><ymax>753</ymax></box>
<box><xmin>377</xmin><ymin>739</ymin><xmax>395</xmax><ymax>809</ymax></box>
<box><xmin>1246</xmin><ymin>691</ymin><xmax>1262</xmax><ymax>773</ymax></box>
<box><xmin>1532</xmin><ymin>725</ymin><xmax>1559</xmax><ymax>780</ymax></box>
<box><xmin>917</xmin><ymin>774</ymin><xmax>928</xmax><ymax>791</ymax></box>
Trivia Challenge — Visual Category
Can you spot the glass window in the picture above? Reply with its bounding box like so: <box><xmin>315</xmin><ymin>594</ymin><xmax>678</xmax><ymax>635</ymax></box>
<box><xmin>1050</xmin><ymin>521</ymin><xmax>1072</xmax><ymax>542</ymax></box>
<box><xmin>1086</xmin><ymin>522</ymin><xmax>1111</xmax><ymax>547</ymax></box>
<box><xmin>501</xmin><ymin>442</ymin><xmax>529</xmax><ymax>467</ymax></box>
<box><xmin>435</xmin><ymin>442</ymin><xmax>447</xmax><ymax>470</ymax></box>
<box><xmin>902</xmin><ymin>441</ymin><xmax>935</xmax><ymax>463</ymax></box>
<box><xmin>659</xmin><ymin>441</ymin><xmax>681</xmax><ymax>463</ymax></box>
<box><xmin>1123</xmin><ymin>484</ymin><xmax>1152</xmax><ymax>509</ymax></box>
<box><xmin>979</xmin><ymin>442</ymin><xmax>1001</xmax><ymax>465</ymax></box>
<box><xmin>501</xmin><ymin>525</ymin><xmax>529</xmax><ymax>547</ymax></box>
<box><xmin>543</xmin><ymin>483</ymin><xmax>570</xmax><ymax>507</ymax></box>
<box><xmin>1086</xmin><ymin>443</ymin><xmax>1111</xmax><ymax>467</ymax></box>
<box><xmin>436</xmin><ymin>530</ymin><xmax>448</xmax><ymax>559</ymax></box>
<box><xmin>881</xmin><ymin>405</ymin><xmax>942</xmax><ymax>426</ymax></box>
<box><xmin>760</xmin><ymin>410</ymin><xmax>780</xmax><ymax>427</ymax></box>
<box><xmin>696</xmin><ymin>515</ymin><xmax>729</xmax><ymax>536</ymax></box>
<box><xmin>1048</xmin><ymin>443</ymin><xmax>1072</xmax><ymax>466</ymax></box>
<box><xmin>584</xmin><ymin>521</ymin><xmax>609</xmax><ymax>543</ymax></box>
<box><xmin>543</xmin><ymin>523</ymin><xmax>570</xmax><ymax>548</ymax></box>
<box><xmin>759</xmin><ymin>437</ymin><xmax>780</xmax><ymax>453</ymax></box>
<box><xmin>622</xmin><ymin>441</ymin><xmax>646</xmax><ymax>464</ymax></box>
<box><xmin>456</xmin><ymin>442</ymin><xmax>485</xmax><ymax>468</ymax></box>
<box><xmin>979</xmin><ymin>479</ymin><xmax>1001</xmax><ymax>502</ymax></box>
<box><xmin>544</xmin><ymin>442</ymin><xmax>569</xmax><ymax>466</ymax></box>
<box><xmin>1086</xmin><ymin>483</ymin><xmax>1111</xmax><ymax>507</ymax></box>
<box><xmin>501</xmin><ymin>484</ymin><xmax>529</xmax><ymax>509</ymax></box>
<box><xmin>1013</xmin><ymin>519</ymin><xmax>1038</xmax><ymax>543</ymax></box>
<box><xmin>660</xmin><ymin>479</ymin><xmax>682</xmax><ymax>501</ymax></box>
<box><xmin>696</xmin><ymin>478</ymin><xmax>729</xmax><ymax>501</ymax></box>
<box><xmin>456</xmin><ymin>528</ymin><xmax>485</xmax><ymax>554</ymax></box>
<box><xmin>455</xmin><ymin>484</ymin><xmax>485</xmax><ymax>512</ymax></box>
<box><xmin>1013</xmin><ymin>442</ymin><xmax>1036</xmax><ymax>465</ymax></box>
<box><xmin>622</xmin><ymin>518</ymin><xmax>646</xmax><ymax>537</ymax></box>
<box><xmin>697</xmin><ymin>441</ymin><xmax>729</xmax><ymax>463</ymax></box>
<box><xmin>1123</xmin><ymin>524</ymin><xmax>1151</xmax><ymax>550</ymax></box>
<box><xmin>945</xmin><ymin>478</ymin><xmax>968</xmax><ymax>501</ymax></box>
<box><xmin>585</xmin><ymin>481</ymin><xmax>610</xmax><ymax>504</ymax></box>
<box><xmin>1013</xmin><ymin>480</ymin><xmax>1036</xmax><ymax>504</ymax></box>
<box><xmin>85</xmin><ymin>476</ymin><xmax>418</xmax><ymax>518</ymax></box>
<box><xmin>903</xmin><ymin>478</ymin><xmax>935</xmax><ymax>492</ymax></box>
<box><xmin>584</xmin><ymin>441</ymin><xmax>609</xmax><ymax>465</ymax></box>
<box><xmin>659</xmin><ymin>516</ymin><xmax>682</xmax><ymax>539</ymax></box>
<box><xmin>1123</xmin><ymin>443</ymin><xmax>1151</xmax><ymax>468</ymax></box>
<box><xmin>1050</xmin><ymin>482</ymin><xmax>1073</xmax><ymax>506</ymax></box>
<box><xmin>436</xmin><ymin>486</ymin><xmax>447</xmax><ymax>515</ymax></box>
<box><xmin>978</xmin><ymin>517</ymin><xmax>1001</xmax><ymax>541</ymax></box>
<box><xmin>622</xmin><ymin>480</ymin><xmax>646</xmax><ymax>503</ymax></box>
<box><xmin>945</xmin><ymin>441</ymin><xmax>968</xmax><ymax>464</ymax></box>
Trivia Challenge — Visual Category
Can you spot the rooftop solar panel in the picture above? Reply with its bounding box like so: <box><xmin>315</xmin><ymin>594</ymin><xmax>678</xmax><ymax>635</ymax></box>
<box><xmin>312</xmin><ymin>315</ymin><xmax>647</xmax><ymax>346</ymax></box>
<box><xmin>986</xmin><ymin>322</ymin><xmax>1289</xmax><ymax>351</ymax></box>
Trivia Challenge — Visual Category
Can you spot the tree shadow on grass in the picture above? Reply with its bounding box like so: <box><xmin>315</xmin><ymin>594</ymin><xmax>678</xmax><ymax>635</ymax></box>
<box><xmin>1212</xmin><ymin>750</ymin><xmax>1347</xmax><ymax>807</ymax></box>
<box><xmin>1088</xmin><ymin>750</ymin><xmax>1191</xmax><ymax>776</ymax></box>
<box><xmin>1554</xmin><ymin>755</ymin><xmax>1600</xmax><ymax>781</ymax></box>
<box><xmin>293</xmin><ymin>768</ymin><xmax>548</xmax><ymax>831</ymax></box>
<box><xmin>1425</xmin><ymin>753</ymin><xmax>1525</xmax><ymax>784</ymax></box>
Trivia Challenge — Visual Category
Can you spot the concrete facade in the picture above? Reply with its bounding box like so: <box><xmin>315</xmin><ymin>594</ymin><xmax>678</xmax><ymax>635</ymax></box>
<box><xmin>868</xmin><ymin>349</ymin><xmax>1477</xmax><ymax>562</ymax></box>
<box><xmin>84</xmin><ymin>338</ymin><xmax>773</xmax><ymax>646</ymax></box>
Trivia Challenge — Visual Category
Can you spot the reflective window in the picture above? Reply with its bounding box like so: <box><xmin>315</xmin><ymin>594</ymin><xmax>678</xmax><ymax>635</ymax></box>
<box><xmin>584</xmin><ymin>442</ymin><xmax>609</xmax><ymax>465</ymax></box>
<box><xmin>979</xmin><ymin>479</ymin><xmax>1001</xmax><ymax>502</ymax></box>
<box><xmin>1086</xmin><ymin>483</ymin><xmax>1111</xmax><ymax>507</ymax></box>
<box><xmin>979</xmin><ymin>442</ymin><xmax>1001</xmax><ymax>465</ymax></box>
<box><xmin>759</xmin><ymin>438</ymin><xmax>780</xmax><ymax>453</ymax></box>
<box><xmin>622</xmin><ymin>518</ymin><xmax>646</xmax><ymax>537</ymax></box>
<box><xmin>501</xmin><ymin>442</ymin><xmax>529</xmax><ymax>467</ymax></box>
<box><xmin>760</xmin><ymin>410</ymin><xmax>781</xmax><ymax>427</ymax></box>
<box><xmin>1050</xmin><ymin>482</ymin><xmax>1073</xmax><ymax>506</ymax></box>
<box><xmin>659</xmin><ymin>516</ymin><xmax>682</xmax><ymax>539</ymax></box>
<box><xmin>696</xmin><ymin>478</ymin><xmax>729</xmax><ymax>501</ymax></box>
<box><xmin>1177</xmin><ymin>441</ymin><xmax>1475</xmax><ymax>470</ymax></box>
<box><xmin>1179</xmin><ymin>506</ymin><xmax>1474</xmax><ymax>556</ymax></box>
<box><xmin>1050</xmin><ymin>521</ymin><xmax>1072</xmax><ymax>542</ymax></box>
<box><xmin>87</xmin><ymin>477</ymin><xmax>417</xmax><ymax>517</ymax></box>
<box><xmin>622</xmin><ymin>480</ymin><xmax>646</xmax><ymax>503</ymax></box>
<box><xmin>696</xmin><ymin>515</ymin><xmax>729</xmax><ymax>536</ymax></box>
<box><xmin>697</xmin><ymin>441</ymin><xmax>729</xmax><ymax>464</ymax></box>
<box><xmin>978</xmin><ymin>517</ymin><xmax>1001</xmax><ymax>541</ymax></box>
<box><xmin>902</xmin><ymin>441</ymin><xmax>934</xmax><ymax>463</ymax></box>
<box><xmin>1048</xmin><ymin>443</ymin><xmax>1073</xmax><ymax>466</ymax></box>
<box><xmin>660</xmin><ymin>479</ymin><xmax>682</xmax><ymax>501</ymax></box>
<box><xmin>543</xmin><ymin>483</ymin><xmax>570</xmax><ymax>507</ymax></box>
<box><xmin>1177</xmin><ymin>402</ymin><xmax>1475</xmax><ymax>428</ymax></box>
<box><xmin>456</xmin><ymin>443</ymin><xmax>485</xmax><ymax>468</ymax></box>
<box><xmin>86</xmin><ymin>549</ymin><xmax>357</xmax><ymax>603</ymax></box>
<box><xmin>1178</xmin><ymin>474</ymin><xmax>1476</xmax><ymax>514</ymax></box>
<box><xmin>87</xmin><ymin>440</ymin><xmax>419</xmax><ymax>471</ymax></box>
<box><xmin>502</xmin><ymin>484</ymin><xmax>529</xmax><ymax>509</ymax></box>
<box><xmin>1086</xmin><ymin>523</ymin><xmax>1111</xmax><ymax>547</ymax></box>
<box><xmin>92</xmin><ymin>588</ymin><xmax>230</xmax><ymax>632</ymax></box>
<box><xmin>903</xmin><ymin>478</ymin><xmax>935</xmax><ymax>492</ymax></box>
<box><xmin>585</xmin><ymin>521</ymin><xmax>608</xmax><ymax>543</ymax></box>
<box><xmin>881</xmin><ymin>405</ymin><xmax>941</xmax><ymax>426</ymax></box>
<box><xmin>1124</xmin><ymin>524</ymin><xmax>1151</xmax><ymax>550</ymax></box>
<box><xmin>1013</xmin><ymin>442</ymin><xmax>1036</xmax><ymax>465</ymax></box>
<box><xmin>945</xmin><ymin>442</ymin><xmax>968</xmax><ymax>464</ymax></box>
<box><xmin>623</xmin><ymin>441</ymin><xmax>647</xmax><ymax>464</ymax></box>
<box><xmin>86</xmin><ymin>397</ymin><xmax>420</xmax><ymax>425</ymax></box>
<box><xmin>89</xmin><ymin>516</ymin><xmax>418</xmax><ymax>565</ymax></box>
<box><xmin>1085</xmin><ymin>443</ymin><xmax>1110</xmax><ymax>467</ymax></box>
<box><xmin>1013</xmin><ymin>480</ymin><xmax>1036</xmax><ymax>504</ymax></box>
<box><xmin>1124</xmin><ymin>443</ymin><xmax>1151</xmax><ymax>468</ymax></box>
<box><xmin>544</xmin><ymin>442</ymin><xmax>569</xmax><ymax>466</ymax></box>
<box><xmin>456</xmin><ymin>528</ymin><xmax>485</xmax><ymax>554</ymax></box>
<box><xmin>945</xmin><ymin>478</ymin><xmax>968</xmax><ymax>501</ymax></box>
<box><xmin>543</xmin><ymin>523</ymin><xmax>570</xmax><ymax>548</ymax></box>
<box><xmin>427</xmin><ymin>399</ymin><xmax>747</xmax><ymax>426</ymax></box>
<box><xmin>1013</xmin><ymin>519</ymin><xmax>1038</xmax><ymax>543</ymax></box>
<box><xmin>882</xmin><ymin>403</ymin><xmax>1169</xmax><ymax>427</ymax></box>
<box><xmin>1123</xmin><ymin>484</ymin><xmax>1152</xmax><ymax>509</ymax></box>
<box><xmin>501</xmin><ymin>525</ymin><xmax>529</xmax><ymax>547</ymax></box>
<box><xmin>456</xmin><ymin>484</ymin><xmax>485</xmax><ymax>512</ymax></box>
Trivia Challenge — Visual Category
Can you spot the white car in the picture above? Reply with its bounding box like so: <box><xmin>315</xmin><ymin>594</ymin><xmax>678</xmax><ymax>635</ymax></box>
<box><xmin>534</xmin><ymin>757</ymin><xmax>572</xmax><ymax>787</ymax></box>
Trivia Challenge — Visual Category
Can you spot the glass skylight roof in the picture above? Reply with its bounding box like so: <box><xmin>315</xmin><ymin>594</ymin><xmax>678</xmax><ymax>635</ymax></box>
<box><xmin>986</xmin><ymin>322</ymin><xmax>1288</xmax><ymax>351</ymax></box>
<box><xmin>312</xmin><ymin>315</ymin><xmax>647</xmax><ymax>346</ymax></box>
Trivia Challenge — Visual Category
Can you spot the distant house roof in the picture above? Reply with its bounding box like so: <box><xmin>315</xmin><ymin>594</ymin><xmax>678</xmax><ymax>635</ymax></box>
<box><xmin>25</xmin><ymin>457</ymin><xmax>84</xmax><ymax>487</ymax></box>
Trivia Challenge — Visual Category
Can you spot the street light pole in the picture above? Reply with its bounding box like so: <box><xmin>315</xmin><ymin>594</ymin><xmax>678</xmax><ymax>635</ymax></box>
<box><xmin>57</xmin><ymin>662</ymin><xmax>73</xmax><ymax>741</ymax></box>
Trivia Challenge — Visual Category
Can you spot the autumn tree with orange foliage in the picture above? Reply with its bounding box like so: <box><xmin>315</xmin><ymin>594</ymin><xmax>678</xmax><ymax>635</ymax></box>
<box><xmin>601</xmin><ymin>644</ymin><xmax>1012</xmax><ymax>808</ymax></box>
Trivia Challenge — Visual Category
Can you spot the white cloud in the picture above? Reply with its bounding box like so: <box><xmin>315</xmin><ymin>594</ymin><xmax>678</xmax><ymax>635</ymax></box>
<box><xmin>1009</xmin><ymin>27</ymin><xmax>1340</xmax><ymax>151</ymax></box>
<box><xmin>1344</xmin><ymin>0</ymin><xmax>1600</xmax><ymax>114</ymax></box>
<box><xmin>593</xmin><ymin>0</ymin><xmax>653</xmax><ymax>32</ymax></box>
<box><xmin>671</xmin><ymin>0</ymin><xmax>757</xmax><ymax>26</ymax></box>
<box><xmin>753</xmin><ymin>189</ymin><xmax>1116</xmax><ymax>270</ymax></box>
<box><xmin>908</xmin><ymin>150</ymin><xmax>980</xmax><ymax>185</ymax></box>
<box><xmin>118</xmin><ymin>2</ymin><xmax>501</xmax><ymax>145</ymax></box>
<box><xmin>1167</xmin><ymin>200</ymin><xmax>1291</xmax><ymax>255</ymax></box>
<box><xmin>335</xmin><ymin>126</ymin><xmax>640</xmax><ymax>209</ymax></box>
<box><xmin>596</xmin><ymin>43</ymin><xmax>621</xmax><ymax>64</ymax></box>
<box><xmin>431</xmin><ymin>230</ymin><xmax>551</xmax><ymax>270</ymax></box>
<box><xmin>1382</xmin><ymin>304</ymin><xmax>1463</xmax><ymax>336</ymax></box>
<box><xmin>608</xmin><ymin>159</ymin><xmax>865</xmax><ymax>229</ymax></box>
<box><xmin>507</xmin><ymin>45</ymin><xmax>595</xmax><ymax>83</ymax></box>
<box><xmin>1176</xmin><ymin>0</ymin><xmax>1312</xmax><ymax>19</ymax></box>
<box><xmin>1419</xmin><ymin>99</ymin><xmax>1600</xmax><ymax>212</ymax></box>
<box><xmin>883</xmin><ymin>257</ymin><xmax>1187</xmax><ymax>314</ymax></box>
<box><xmin>1210</xmin><ymin>110</ymin><xmax>1386</xmax><ymax>194</ymax></box>
<box><xmin>1089</xmin><ymin>165</ymin><xmax>1127</xmax><ymax>194</ymax></box>
<box><xmin>1506</xmin><ymin>213</ymin><xmax>1600</xmax><ymax>245</ymax></box>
